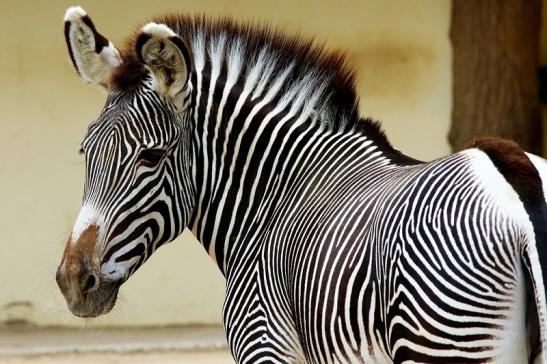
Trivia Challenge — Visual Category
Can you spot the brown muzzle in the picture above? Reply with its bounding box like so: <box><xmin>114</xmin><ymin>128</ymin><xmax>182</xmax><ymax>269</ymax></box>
<box><xmin>56</xmin><ymin>225</ymin><xmax>119</xmax><ymax>317</ymax></box>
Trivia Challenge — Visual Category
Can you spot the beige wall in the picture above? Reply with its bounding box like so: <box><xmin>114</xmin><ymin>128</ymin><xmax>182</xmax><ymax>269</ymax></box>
<box><xmin>0</xmin><ymin>0</ymin><xmax>451</xmax><ymax>327</ymax></box>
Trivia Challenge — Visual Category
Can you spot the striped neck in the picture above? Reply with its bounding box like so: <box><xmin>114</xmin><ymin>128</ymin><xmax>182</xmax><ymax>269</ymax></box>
<box><xmin>187</xmin><ymin>75</ymin><xmax>327</xmax><ymax>273</ymax></box>
<box><xmin>174</xmin><ymin>22</ymin><xmax>416</xmax><ymax>274</ymax></box>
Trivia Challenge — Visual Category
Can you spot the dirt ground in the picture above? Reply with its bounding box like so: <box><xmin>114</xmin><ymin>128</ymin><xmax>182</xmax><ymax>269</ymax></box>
<box><xmin>1</xmin><ymin>351</ymin><xmax>234</xmax><ymax>363</ymax></box>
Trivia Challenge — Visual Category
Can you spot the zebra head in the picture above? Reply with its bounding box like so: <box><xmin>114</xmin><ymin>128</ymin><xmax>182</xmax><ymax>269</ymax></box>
<box><xmin>56</xmin><ymin>7</ymin><xmax>195</xmax><ymax>317</ymax></box>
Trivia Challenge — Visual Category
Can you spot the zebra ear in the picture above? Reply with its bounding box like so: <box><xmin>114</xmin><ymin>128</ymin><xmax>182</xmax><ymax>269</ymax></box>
<box><xmin>64</xmin><ymin>6</ymin><xmax>121</xmax><ymax>89</ymax></box>
<box><xmin>136</xmin><ymin>23</ymin><xmax>192</xmax><ymax>106</ymax></box>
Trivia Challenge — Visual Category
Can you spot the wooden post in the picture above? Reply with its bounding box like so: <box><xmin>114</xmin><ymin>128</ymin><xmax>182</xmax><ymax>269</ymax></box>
<box><xmin>450</xmin><ymin>0</ymin><xmax>542</xmax><ymax>154</ymax></box>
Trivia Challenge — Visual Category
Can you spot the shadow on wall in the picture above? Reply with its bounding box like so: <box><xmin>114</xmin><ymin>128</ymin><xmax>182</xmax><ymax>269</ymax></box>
<box><xmin>351</xmin><ymin>39</ymin><xmax>438</xmax><ymax>105</ymax></box>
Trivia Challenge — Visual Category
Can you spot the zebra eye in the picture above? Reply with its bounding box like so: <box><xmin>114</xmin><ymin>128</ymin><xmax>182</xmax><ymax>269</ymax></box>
<box><xmin>137</xmin><ymin>148</ymin><xmax>165</xmax><ymax>167</ymax></box>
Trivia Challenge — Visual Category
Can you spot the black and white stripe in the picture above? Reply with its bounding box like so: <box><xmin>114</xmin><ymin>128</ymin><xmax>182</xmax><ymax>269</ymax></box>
<box><xmin>69</xmin><ymin>12</ymin><xmax>547</xmax><ymax>363</ymax></box>
<box><xmin>79</xmin><ymin>87</ymin><xmax>194</xmax><ymax>281</ymax></box>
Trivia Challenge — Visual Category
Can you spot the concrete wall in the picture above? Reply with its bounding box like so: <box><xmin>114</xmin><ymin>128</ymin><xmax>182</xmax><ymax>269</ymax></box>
<box><xmin>0</xmin><ymin>0</ymin><xmax>451</xmax><ymax>327</ymax></box>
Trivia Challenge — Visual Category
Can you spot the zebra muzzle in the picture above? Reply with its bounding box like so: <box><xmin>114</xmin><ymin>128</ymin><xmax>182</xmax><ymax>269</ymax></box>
<box><xmin>56</xmin><ymin>224</ymin><xmax>121</xmax><ymax>317</ymax></box>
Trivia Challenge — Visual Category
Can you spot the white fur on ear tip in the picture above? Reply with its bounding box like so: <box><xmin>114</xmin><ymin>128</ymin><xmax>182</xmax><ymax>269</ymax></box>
<box><xmin>141</xmin><ymin>22</ymin><xmax>177</xmax><ymax>38</ymax></box>
<box><xmin>64</xmin><ymin>6</ymin><xmax>87</xmax><ymax>22</ymax></box>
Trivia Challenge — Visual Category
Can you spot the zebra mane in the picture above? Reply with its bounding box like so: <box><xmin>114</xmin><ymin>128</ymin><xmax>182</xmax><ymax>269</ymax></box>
<box><xmin>111</xmin><ymin>14</ymin><xmax>409</xmax><ymax>159</ymax></box>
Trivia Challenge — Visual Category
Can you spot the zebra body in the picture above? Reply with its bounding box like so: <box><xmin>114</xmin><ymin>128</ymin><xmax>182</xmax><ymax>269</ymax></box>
<box><xmin>56</xmin><ymin>7</ymin><xmax>547</xmax><ymax>363</ymax></box>
<box><xmin>220</xmin><ymin>143</ymin><xmax>541</xmax><ymax>363</ymax></box>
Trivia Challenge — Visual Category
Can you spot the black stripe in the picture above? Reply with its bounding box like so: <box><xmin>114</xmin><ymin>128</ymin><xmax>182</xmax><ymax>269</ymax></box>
<box><xmin>81</xmin><ymin>15</ymin><xmax>109</xmax><ymax>54</ymax></box>
<box><xmin>64</xmin><ymin>21</ymin><xmax>79</xmax><ymax>75</ymax></box>
<box><xmin>169</xmin><ymin>36</ymin><xmax>193</xmax><ymax>85</ymax></box>
<box><xmin>115</xmin><ymin>243</ymin><xmax>145</xmax><ymax>263</ymax></box>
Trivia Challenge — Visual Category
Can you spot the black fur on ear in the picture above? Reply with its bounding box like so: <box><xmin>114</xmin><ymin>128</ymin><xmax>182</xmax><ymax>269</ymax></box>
<box><xmin>63</xmin><ymin>6</ymin><xmax>121</xmax><ymax>88</ymax></box>
<box><xmin>167</xmin><ymin>36</ymin><xmax>193</xmax><ymax>86</ymax></box>
<box><xmin>135</xmin><ymin>33</ymin><xmax>152</xmax><ymax>64</ymax></box>
<box><xmin>135</xmin><ymin>23</ymin><xmax>193</xmax><ymax>102</ymax></box>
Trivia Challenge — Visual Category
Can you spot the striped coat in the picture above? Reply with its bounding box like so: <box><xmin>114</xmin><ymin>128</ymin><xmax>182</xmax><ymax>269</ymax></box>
<box><xmin>56</xmin><ymin>7</ymin><xmax>547</xmax><ymax>363</ymax></box>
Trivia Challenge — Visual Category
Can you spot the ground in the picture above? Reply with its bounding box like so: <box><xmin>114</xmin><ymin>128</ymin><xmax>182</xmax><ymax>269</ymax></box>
<box><xmin>2</xmin><ymin>351</ymin><xmax>233</xmax><ymax>364</ymax></box>
<box><xmin>0</xmin><ymin>326</ymin><xmax>233</xmax><ymax>363</ymax></box>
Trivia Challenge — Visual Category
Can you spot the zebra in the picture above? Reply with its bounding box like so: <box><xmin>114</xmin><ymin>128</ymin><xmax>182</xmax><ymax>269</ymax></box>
<box><xmin>55</xmin><ymin>6</ymin><xmax>547</xmax><ymax>363</ymax></box>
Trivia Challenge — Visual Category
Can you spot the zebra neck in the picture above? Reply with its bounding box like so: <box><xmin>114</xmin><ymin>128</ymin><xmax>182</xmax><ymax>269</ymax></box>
<box><xmin>188</xmin><ymin>86</ymin><xmax>316</xmax><ymax>271</ymax></box>
<box><xmin>183</xmin><ymin>31</ymin><xmax>411</xmax><ymax>274</ymax></box>
<box><xmin>187</xmin><ymin>91</ymin><xmax>389</xmax><ymax>275</ymax></box>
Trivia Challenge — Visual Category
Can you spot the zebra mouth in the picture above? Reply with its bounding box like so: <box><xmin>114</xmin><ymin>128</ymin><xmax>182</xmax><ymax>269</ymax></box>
<box><xmin>70</xmin><ymin>281</ymin><xmax>120</xmax><ymax>318</ymax></box>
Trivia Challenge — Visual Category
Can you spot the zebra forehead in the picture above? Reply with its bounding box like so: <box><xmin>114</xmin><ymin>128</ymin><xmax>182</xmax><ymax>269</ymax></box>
<box><xmin>86</xmin><ymin>92</ymin><xmax>175</xmax><ymax>136</ymax></box>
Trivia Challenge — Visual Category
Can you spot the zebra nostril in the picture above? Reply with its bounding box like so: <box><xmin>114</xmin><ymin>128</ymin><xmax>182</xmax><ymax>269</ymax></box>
<box><xmin>81</xmin><ymin>272</ymin><xmax>98</xmax><ymax>294</ymax></box>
